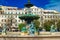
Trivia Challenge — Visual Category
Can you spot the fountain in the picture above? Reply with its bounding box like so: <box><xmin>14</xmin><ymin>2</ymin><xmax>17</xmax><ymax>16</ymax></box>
<box><xmin>50</xmin><ymin>24</ymin><xmax>57</xmax><ymax>32</ymax></box>
<box><xmin>19</xmin><ymin>0</ymin><xmax>40</xmax><ymax>35</ymax></box>
<box><xmin>2</xmin><ymin>24</ymin><xmax>7</xmax><ymax>35</ymax></box>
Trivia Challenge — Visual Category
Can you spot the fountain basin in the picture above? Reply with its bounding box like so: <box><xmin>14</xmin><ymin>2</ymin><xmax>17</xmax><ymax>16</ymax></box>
<box><xmin>0</xmin><ymin>33</ymin><xmax>60</xmax><ymax>40</ymax></box>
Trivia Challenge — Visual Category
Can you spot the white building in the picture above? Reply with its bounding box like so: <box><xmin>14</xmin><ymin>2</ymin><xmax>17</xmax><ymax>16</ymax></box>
<box><xmin>0</xmin><ymin>5</ymin><xmax>60</xmax><ymax>31</ymax></box>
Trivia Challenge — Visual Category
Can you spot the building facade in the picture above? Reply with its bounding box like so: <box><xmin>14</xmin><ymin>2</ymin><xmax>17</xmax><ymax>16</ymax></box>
<box><xmin>0</xmin><ymin>5</ymin><xmax>60</xmax><ymax>31</ymax></box>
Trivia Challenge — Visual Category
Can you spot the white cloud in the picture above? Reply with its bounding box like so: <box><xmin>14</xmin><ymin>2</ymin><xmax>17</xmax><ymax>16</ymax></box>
<box><xmin>45</xmin><ymin>0</ymin><xmax>60</xmax><ymax>12</ymax></box>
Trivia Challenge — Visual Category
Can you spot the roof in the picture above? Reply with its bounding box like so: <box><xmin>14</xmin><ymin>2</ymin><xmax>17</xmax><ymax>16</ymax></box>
<box><xmin>43</xmin><ymin>10</ymin><xmax>59</xmax><ymax>13</ymax></box>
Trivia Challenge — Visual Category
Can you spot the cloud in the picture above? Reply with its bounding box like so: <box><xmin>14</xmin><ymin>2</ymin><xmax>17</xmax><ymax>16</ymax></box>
<box><xmin>44</xmin><ymin>0</ymin><xmax>60</xmax><ymax>12</ymax></box>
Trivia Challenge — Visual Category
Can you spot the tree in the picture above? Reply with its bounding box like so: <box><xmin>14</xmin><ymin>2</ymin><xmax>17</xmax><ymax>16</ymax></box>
<box><xmin>33</xmin><ymin>20</ymin><xmax>40</xmax><ymax>30</ymax></box>
<box><xmin>33</xmin><ymin>20</ymin><xmax>40</xmax><ymax>34</ymax></box>
<box><xmin>57</xmin><ymin>20</ymin><xmax>60</xmax><ymax>31</ymax></box>
<box><xmin>43</xmin><ymin>20</ymin><xmax>55</xmax><ymax>31</ymax></box>
<box><xmin>18</xmin><ymin>23</ymin><xmax>26</xmax><ymax>31</ymax></box>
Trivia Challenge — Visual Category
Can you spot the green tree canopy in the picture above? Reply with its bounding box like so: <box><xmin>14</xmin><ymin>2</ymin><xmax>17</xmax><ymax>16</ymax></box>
<box><xmin>43</xmin><ymin>20</ymin><xmax>55</xmax><ymax>31</ymax></box>
<box><xmin>33</xmin><ymin>20</ymin><xmax>40</xmax><ymax>30</ymax></box>
<box><xmin>57</xmin><ymin>20</ymin><xmax>60</xmax><ymax>31</ymax></box>
<box><xmin>18</xmin><ymin>23</ymin><xmax>26</xmax><ymax>31</ymax></box>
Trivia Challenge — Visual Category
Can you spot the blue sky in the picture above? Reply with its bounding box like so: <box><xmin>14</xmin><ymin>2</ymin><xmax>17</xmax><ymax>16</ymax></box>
<box><xmin>44</xmin><ymin>0</ymin><xmax>60</xmax><ymax>12</ymax></box>
<box><xmin>0</xmin><ymin>0</ymin><xmax>60</xmax><ymax>12</ymax></box>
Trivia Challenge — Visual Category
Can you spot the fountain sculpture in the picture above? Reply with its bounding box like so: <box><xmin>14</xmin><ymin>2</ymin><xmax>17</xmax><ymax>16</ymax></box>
<box><xmin>50</xmin><ymin>24</ymin><xmax>57</xmax><ymax>32</ymax></box>
<box><xmin>19</xmin><ymin>0</ymin><xmax>40</xmax><ymax>35</ymax></box>
<box><xmin>2</xmin><ymin>24</ymin><xmax>7</xmax><ymax>35</ymax></box>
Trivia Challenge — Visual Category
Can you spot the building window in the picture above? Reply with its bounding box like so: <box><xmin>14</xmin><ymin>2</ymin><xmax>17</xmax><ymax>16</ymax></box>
<box><xmin>8</xmin><ymin>12</ymin><xmax>10</xmax><ymax>14</ymax></box>
<box><xmin>1</xmin><ymin>24</ymin><xmax>3</xmax><ymax>26</ymax></box>
<box><xmin>9</xmin><ymin>12</ymin><xmax>11</xmax><ymax>14</ymax></box>
<box><xmin>48</xmin><ymin>20</ymin><xmax>49</xmax><ymax>22</ymax></box>
<box><xmin>0</xmin><ymin>12</ymin><xmax>2</xmax><ymax>14</ymax></box>
<box><xmin>15</xmin><ymin>15</ymin><xmax>17</xmax><ymax>18</ymax></box>
<box><xmin>11</xmin><ymin>12</ymin><xmax>13</xmax><ymax>14</ymax></box>
<box><xmin>16</xmin><ymin>12</ymin><xmax>17</xmax><ymax>14</ymax></box>
<box><xmin>15</xmin><ymin>24</ymin><xmax>17</xmax><ymax>26</ymax></box>
<box><xmin>16</xmin><ymin>20</ymin><xmax>17</xmax><ymax>22</ymax></box>
<box><xmin>45</xmin><ymin>16</ymin><xmax>46</xmax><ymax>18</ymax></box>
<box><xmin>7</xmin><ymin>12</ymin><xmax>8</xmax><ymax>14</ymax></box>
<box><xmin>5</xmin><ymin>19</ymin><xmax>6</xmax><ymax>22</ymax></box>
<box><xmin>35</xmin><ymin>8</ymin><xmax>36</xmax><ymax>11</ymax></box>
<box><xmin>2</xmin><ymin>19</ymin><xmax>3</xmax><ymax>22</ymax></box>
<box><xmin>25</xmin><ymin>12</ymin><xmax>27</xmax><ymax>14</ymax></box>
<box><xmin>50</xmin><ymin>16</ymin><xmax>52</xmax><ymax>18</ymax></box>
<box><xmin>4</xmin><ymin>12</ymin><xmax>7</xmax><ymax>14</ymax></box>
<box><xmin>22</xmin><ymin>12</ymin><xmax>24</xmax><ymax>14</ymax></box>
<box><xmin>53</xmin><ymin>16</ymin><xmax>54</xmax><ymax>18</ymax></box>
<box><xmin>8</xmin><ymin>15</ymin><xmax>9</xmax><ymax>18</ymax></box>
<box><xmin>8</xmin><ymin>19</ymin><xmax>9</xmax><ymax>21</ymax></box>
<box><xmin>37</xmin><ymin>9</ymin><xmax>38</xmax><ymax>11</ymax></box>
<box><xmin>19</xmin><ymin>12</ymin><xmax>20</xmax><ymax>14</ymax></box>
<box><xmin>56</xmin><ymin>16</ymin><xmax>57</xmax><ymax>18</ymax></box>
<box><xmin>48</xmin><ymin>16</ymin><xmax>49</xmax><ymax>18</ymax></box>
<box><xmin>19</xmin><ymin>20</ymin><xmax>20</xmax><ymax>22</ymax></box>
<box><xmin>5</xmin><ymin>15</ymin><xmax>6</xmax><ymax>18</ymax></box>
<box><xmin>2</xmin><ymin>15</ymin><xmax>4</xmax><ymax>18</ymax></box>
